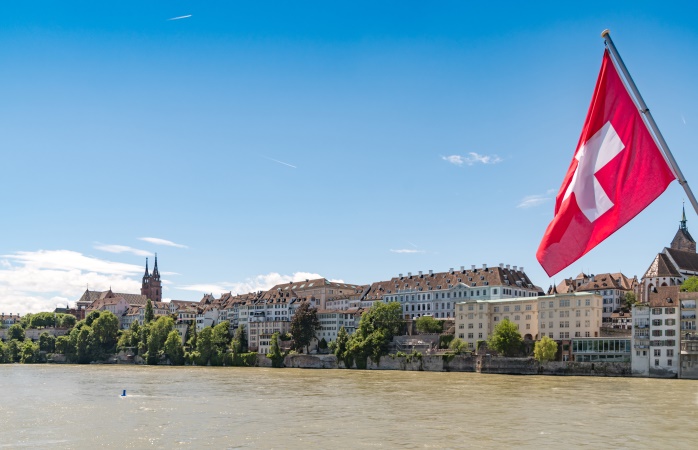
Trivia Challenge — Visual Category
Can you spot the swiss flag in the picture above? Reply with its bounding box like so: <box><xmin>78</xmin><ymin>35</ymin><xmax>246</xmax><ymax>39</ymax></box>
<box><xmin>536</xmin><ymin>50</ymin><xmax>676</xmax><ymax>276</ymax></box>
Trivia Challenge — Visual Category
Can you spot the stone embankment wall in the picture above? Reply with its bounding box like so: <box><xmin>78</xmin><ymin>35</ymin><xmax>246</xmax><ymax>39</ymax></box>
<box><xmin>281</xmin><ymin>354</ymin><xmax>477</xmax><ymax>372</ymax></box>
<box><xmin>476</xmin><ymin>356</ymin><xmax>631</xmax><ymax>377</ymax></box>
<box><xmin>0</xmin><ymin>328</ymin><xmax>69</xmax><ymax>341</ymax></box>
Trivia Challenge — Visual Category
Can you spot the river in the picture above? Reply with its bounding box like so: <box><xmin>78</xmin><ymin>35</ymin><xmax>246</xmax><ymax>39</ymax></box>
<box><xmin>1</xmin><ymin>365</ymin><xmax>696</xmax><ymax>449</ymax></box>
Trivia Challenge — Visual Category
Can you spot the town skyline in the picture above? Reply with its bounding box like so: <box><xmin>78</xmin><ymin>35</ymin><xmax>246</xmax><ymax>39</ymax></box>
<box><xmin>2</xmin><ymin>2</ymin><xmax>698</xmax><ymax>314</ymax></box>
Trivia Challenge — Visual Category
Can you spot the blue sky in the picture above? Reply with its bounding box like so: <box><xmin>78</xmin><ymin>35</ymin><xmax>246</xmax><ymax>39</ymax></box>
<box><xmin>2</xmin><ymin>1</ymin><xmax>698</xmax><ymax>314</ymax></box>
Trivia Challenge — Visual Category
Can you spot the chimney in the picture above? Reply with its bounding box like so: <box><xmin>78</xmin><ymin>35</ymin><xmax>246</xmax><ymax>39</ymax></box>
<box><xmin>482</xmin><ymin>264</ymin><xmax>487</xmax><ymax>269</ymax></box>
<box><xmin>399</xmin><ymin>273</ymin><xmax>403</xmax><ymax>279</ymax></box>
<box><xmin>520</xmin><ymin>266</ymin><xmax>524</xmax><ymax>272</ymax></box>
<box><xmin>408</xmin><ymin>272</ymin><xmax>412</xmax><ymax>278</ymax></box>
<box><xmin>429</xmin><ymin>270</ymin><xmax>433</xmax><ymax>275</ymax></box>
<box><xmin>418</xmin><ymin>271</ymin><xmax>423</xmax><ymax>277</ymax></box>
<box><xmin>499</xmin><ymin>263</ymin><xmax>504</xmax><ymax>268</ymax></box>
<box><xmin>513</xmin><ymin>266</ymin><xmax>517</xmax><ymax>271</ymax></box>
<box><xmin>506</xmin><ymin>264</ymin><xmax>510</xmax><ymax>269</ymax></box>
<box><xmin>460</xmin><ymin>266</ymin><xmax>464</xmax><ymax>271</ymax></box>
<box><xmin>449</xmin><ymin>268</ymin><xmax>454</xmax><ymax>274</ymax></box>
<box><xmin>471</xmin><ymin>265</ymin><xmax>476</xmax><ymax>270</ymax></box>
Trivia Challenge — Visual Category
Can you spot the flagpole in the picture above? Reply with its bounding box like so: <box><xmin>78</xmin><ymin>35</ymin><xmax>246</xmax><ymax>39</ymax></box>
<box><xmin>601</xmin><ymin>29</ymin><xmax>698</xmax><ymax>216</ymax></box>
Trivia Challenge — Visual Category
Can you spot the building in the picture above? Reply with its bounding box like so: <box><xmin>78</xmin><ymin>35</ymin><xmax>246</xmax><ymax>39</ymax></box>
<box><xmin>454</xmin><ymin>292</ymin><xmax>603</xmax><ymax>352</ymax></box>
<box><xmin>679</xmin><ymin>291</ymin><xmax>698</xmax><ymax>379</ymax></box>
<box><xmin>140</xmin><ymin>255</ymin><xmax>163</xmax><ymax>303</ymax></box>
<box><xmin>549</xmin><ymin>272</ymin><xmax>637</xmax><ymax>326</ymax></box>
<box><xmin>371</xmin><ymin>264</ymin><xmax>543</xmax><ymax>321</ymax></box>
<box><xmin>0</xmin><ymin>313</ymin><xmax>21</xmax><ymax>327</ymax></box>
<box><xmin>571</xmin><ymin>337</ymin><xmax>632</xmax><ymax>362</ymax></box>
<box><xmin>641</xmin><ymin>207</ymin><xmax>698</xmax><ymax>302</ymax></box>
<box><xmin>631</xmin><ymin>286</ymin><xmax>680</xmax><ymax>377</ymax></box>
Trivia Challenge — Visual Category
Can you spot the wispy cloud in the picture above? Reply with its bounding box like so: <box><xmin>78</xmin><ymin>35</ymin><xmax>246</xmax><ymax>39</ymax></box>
<box><xmin>168</xmin><ymin>14</ymin><xmax>192</xmax><ymax>21</ymax></box>
<box><xmin>139</xmin><ymin>237</ymin><xmax>188</xmax><ymax>248</ymax></box>
<box><xmin>442</xmin><ymin>152</ymin><xmax>503</xmax><ymax>166</ymax></box>
<box><xmin>263</xmin><ymin>156</ymin><xmax>297</xmax><ymax>169</ymax></box>
<box><xmin>0</xmin><ymin>250</ymin><xmax>145</xmax><ymax>315</ymax></box>
<box><xmin>178</xmin><ymin>271</ymin><xmax>331</xmax><ymax>295</ymax></box>
<box><xmin>94</xmin><ymin>243</ymin><xmax>152</xmax><ymax>257</ymax></box>
<box><xmin>517</xmin><ymin>189</ymin><xmax>556</xmax><ymax>209</ymax></box>
<box><xmin>390</xmin><ymin>249</ymin><xmax>426</xmax><ymax>254</ymax></box>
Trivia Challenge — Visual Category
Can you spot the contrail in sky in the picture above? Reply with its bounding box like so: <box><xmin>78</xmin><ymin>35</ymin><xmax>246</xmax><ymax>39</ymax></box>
<box><xmin>168</xmin><ymin>14</ymin><xmax>192</xmax><ymax>21</ymax></box>
<box><xmin>263</xmin><ymin>156</ymin><xmax>297</xmax><ymax>169</ymax></box>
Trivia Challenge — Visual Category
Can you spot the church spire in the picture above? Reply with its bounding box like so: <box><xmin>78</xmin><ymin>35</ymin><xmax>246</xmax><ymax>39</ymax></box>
<box><xmin>144</xmin><ymin>257</ymin><xmax>150</xmax><ymax>277</ymax></box>
<box><xmin>681</xmin><ymin>202</ymin><xmax>688</xmax><ymax>231</ymax></box>
<box><xmin>153</xmin><ymin>253</ymin><xmax>160</xmax><ymax>279</ymax></box>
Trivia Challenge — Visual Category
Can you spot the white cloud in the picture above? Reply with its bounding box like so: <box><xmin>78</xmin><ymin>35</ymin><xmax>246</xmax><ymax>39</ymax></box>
<box><xmin>94</xmin><ymin>243</ymin><xmax>152</xmax><ymax>257</ymax></box>
<box><xmin>442</xmin><ymin>152</ymin><xmax>503</xmax><ymax>166</ymax></box>
<box><xmin>0</xmin><ymin>250</ymin><xmax>145</xmax><ymax>315</ymax></box>
<box><xmin>139</xmin><ymin>237</ymin><xmax>188</xmax><ymax>248</ymax></box>
<box><xmin>177</xmin><ymin>271</ymin><xmax>328</xmax><ymax>296</ymax></box>
<box><xmin>390</xmin><ymin>249</ymin><xmax>426</xmax><ymax>254</ymax></box>
<box><xmin>517</xmin><ymin>190</ymin><xmax>556</xmax><ymax>209</ymax></box>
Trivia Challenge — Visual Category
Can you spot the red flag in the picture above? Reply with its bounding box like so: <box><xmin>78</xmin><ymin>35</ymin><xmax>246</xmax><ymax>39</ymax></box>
<box><xmin>537</xmin><ymin>50</ymin><xmax>675</xmax><ymax>276</ymax></box>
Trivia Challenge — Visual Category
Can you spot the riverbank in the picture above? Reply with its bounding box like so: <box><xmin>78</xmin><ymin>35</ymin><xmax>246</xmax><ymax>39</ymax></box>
<box><xmin>266</xmin><ymin>353</ymin><xmax>632</xmax><ymax>376</ymax></box>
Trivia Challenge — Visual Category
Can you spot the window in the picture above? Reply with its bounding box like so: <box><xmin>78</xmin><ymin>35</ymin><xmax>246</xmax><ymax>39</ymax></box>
<box><xmin>576</xmin><ymin>310</ymin><xmax>581</xmax><ymax>317</ymax></box>
<box><xmin>666</xmin><ymin>308</ymin><xmax>676</xmax><ymax>314</ymax></box>
<box><xmin>525</xmin><ymin>305</ymin><xmax>532</xmax><ymax>311</ymax></box>
<box><xmin>459</xmin><ymin>333</ymin><xmax>464</xmax><ymax>339</ymax></box>
<box><xmin>654</xmin><ymin>349</ymin><xmax>661</xmax><ymax>357</ymax></box>
<box><xmin>549</xmin><ymin>301</ymin><xmax>554</xmax><ymax>308</ymax></box>
<box><xmin>651</xmin><ymin>308</ymin><xmax>662</xmax><ymax>315</ymax></box>
<box><xmin>560</xmin><ymin>299</ymin><xmax>570</xmax><ymax>307</ymax></box>
<box><xmin>585</xmin><ymin>299</ymin><xmax>591</xmax><ymax>306</ymax></box>
<box><xmin>526</xmin><ymin>315</ymin><xmax>531</xmax><ymax>320</ymax></box>
<box><xmin>478</xmin><ymin>333</ymin><xmax>483</xmax><ymax>338</ymax></box>
<box><xmin>652</xmin><ymin>330</ymin><xmax>662</xmax><ymax>337</ymax></box>
<box><xmin>468</xmin><ymin>323</ymin><xmax>473</xmax><ymax>329</ymax></box>
<box><xmin>515</xmin><ymin>305</ymin><xmax>521</xmax><ymax>311</ymax></box>
<box><xmin>666</xmin><ymin>329</ymin><xmax>676</xmax><ymax>336</ymax></box>
<box><xmin>526</xmin><ymin>324</ymin><xmax>530</xmax><ymax>329</ymax></box>
<box><xmin>667</xmin><ymin>349</ymin><xmax>674</xmax><ymax>357</ymax></box>
<box><xmin>665</xmin><ymin>319</ymin><xmax>676</xmax><ymax>326</ymax></box>
<box><xmin>655</xmin><ymin>359</ymin><xmax>659</xmax><ymax>367</ymax></box>
<box><xmin>493</xmin><ymin>307</ymin><xmax>500</xmax><ymax>313</ymax></box>
<box><xmin>652</xmin><ymin>319</ymin><xmax>662</xmax><ymax>326</ymax></box>
<box><xmin>667</xmin><ymin>359</ymin><xmax>673</xmax><ymax>366</ymax></box>
<box><xmin>478</xmin><ymin>323</ymin><xmax>483</xmax><ymax>329</ymax></box>
<box><xmin>504</xmin><ymin>306</ymin><xmax>510</xmax><ymax>312</ymax></box>
<box><xmin>468</xmin><ymin>333</ymin><xmax>474</xmax><ymax>339</ymax></box>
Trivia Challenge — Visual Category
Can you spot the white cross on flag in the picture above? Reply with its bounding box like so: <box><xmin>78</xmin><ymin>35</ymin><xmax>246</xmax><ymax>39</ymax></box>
<box><xmin>537</xmin><ymin>50</ymin><xmax>676</xmax><ymax>276</ymax></box>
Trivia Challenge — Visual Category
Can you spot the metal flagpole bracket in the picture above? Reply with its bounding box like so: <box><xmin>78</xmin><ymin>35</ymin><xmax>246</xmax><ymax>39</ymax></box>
<box><xmin>601</xmin><ymin>29</ymin><xmax>698</xmax><ymax>216</ymax></box>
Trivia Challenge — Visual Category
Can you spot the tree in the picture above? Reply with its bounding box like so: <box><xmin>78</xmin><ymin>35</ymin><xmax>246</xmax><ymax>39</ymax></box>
<box><xmin>415</xmin><ymin>316</ymin><xmax>443</xmax><ymax>334</ymax></box>
<box><xmin>55</xmin><ymin>335</ymin><xmax>70</xmax><ymax>354</ymax></box>
<box><xmin>39</xmin><ymin>332</ymin><xmax>56</xmax><ymax>352</ymax></box>
<box><xmin>290</xmin><ymin>302</ymin><xmax>320</xmax><ymax>353</ymax></box>
<box><xmin>449</xmin><ymin>337</ymin><xmax>468</xmax><ymax>354</ymax></box>
<box><xmin>58</xmin><ymin>314</ymin><xmax>77</xmax><ymax>329</ymax></box>
<box><xmin>75</xmin><ymin>326</ymin><xmax>94</xmax><ymax>364</ymax></box>
<box><xmin>233</xmin><ymin>325</ymin><xmax>247</xmax><ymax>353</ymax></box>
<box><xmin>147</xmin><ymin>316</ymin><xmax>175</xmax><ymax>364</ymax></box>
<box><xmin>267</xmin><ymin>332</ymin><xmax>284</xmax><ymax>368</ymax></box>
<box><xmin>318</xmin><ymin>337</ymin><xmax>328</xmax><ymax>350</ymax></box>
<box><xmin>682</xmin><ymin>276</ymin><xmax>698</xmax><ymax>292</ymax></box>
<box><xmin>487</xmin><ymin>319</ymin><xmax>523</xmax><ymax>357</ymax></box>
<box><xmin>344</xmin><ymin>302</ymin><xmax>404</xmax><ymax>368</ymax></box>
<box><xmin>624</xmin><ymin>292</ymin><xmax>638</xmax><ymax>311</ymax></box>
<box><xmin>144</xmin><ymin>299</ymin><xmax>154</xmax><ymax>324</ymax></box>
<box><xmin>196</xmin><ymin>326</ymin><xmax>214</xmax><ymax>365</ymax></box>
<box><xmin>91</xmin><ymin>311</ymin><xmax>120</xmax><ymax>358</ymax></box>
<box><xmin>0</xmin><ymin>340</ymin><xmax>7</xmax><ymax>363</ymax></box>
<box><xmin>333</xmin><ymin>326</ymin><xmax>350</xmax><ymax>365</ymax></box>
<box><xmin>164</xmin><ymin>330</ymin><xmax>185</xmax><ymax>365</ymax></box>
<box><xmin>20</xmin><ymin>339</ymin><xmax>40</xmax><ymax>363</ymax></box>
<box><xmin>534</xmin><ymin>336</ymin><xmax>558</xmax><ymax>362</ymax></box>
<box><xmin>8</xmin><ymin>323</ymin><xmax>25</xmax><ymax>341</ymax></box>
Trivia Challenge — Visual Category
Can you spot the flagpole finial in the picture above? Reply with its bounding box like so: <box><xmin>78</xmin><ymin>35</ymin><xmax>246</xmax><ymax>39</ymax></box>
<box><xmin>601</xmin><ymin>29</ymin><xmax>610</xmax><ymax>38</ymax></box>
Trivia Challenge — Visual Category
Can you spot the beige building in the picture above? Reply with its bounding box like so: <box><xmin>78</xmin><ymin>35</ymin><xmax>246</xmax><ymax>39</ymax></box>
<box><xmin>455</xmin><ymin>292</ymin><xmax>603</xmax><ymax>351</ymax></box>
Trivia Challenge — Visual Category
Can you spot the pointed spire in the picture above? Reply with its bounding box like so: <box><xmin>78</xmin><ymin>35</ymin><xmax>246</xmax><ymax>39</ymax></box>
<box><xmin>144</xmin><ymin>257</ymin><xmax>150</xmax><ymax>278</ymax></box>
<box><xmin>153</xmin><ymin>253</ymin><xmax>160</xmax><ymax>278</ymax></box>
<box><xmin>681</xmin><ymin>202</ymin><xmax>688</xmax><ymax>231</ymax></box>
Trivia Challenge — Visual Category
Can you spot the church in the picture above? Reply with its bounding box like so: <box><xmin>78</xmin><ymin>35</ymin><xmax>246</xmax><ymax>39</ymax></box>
<box><xmin>641</xmin><ymin>206</ymin><xmax>698</xmax><ymax>302</ymax></box>
<box><xmin>140</xmin><ymin>254</ymin><xmax>163</xmax><ymax>303</ymax></box>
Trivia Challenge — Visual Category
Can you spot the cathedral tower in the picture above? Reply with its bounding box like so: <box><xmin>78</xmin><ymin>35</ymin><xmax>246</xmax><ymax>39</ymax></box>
<box><xmin>140</xmin><ymin>255</ymin><xmax>163</xmax><ymax>302</ymax></box>
<box><xmin>670</xmin><ymin>204</ymin><xmax>696</xmax><ymax>253</ymax></box>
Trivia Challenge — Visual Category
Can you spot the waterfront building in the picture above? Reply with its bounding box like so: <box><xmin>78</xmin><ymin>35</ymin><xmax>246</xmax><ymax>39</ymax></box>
<box><xmin>679</xmin><ymin>291</ymin><xmax>698</xmax><ymax>379</ymax></box>
<box><xmin>549</xmin><ymin>272</ymin><xmax>637</xmax><ymax>326</ymax></box>
<box><xmin>571</xmin><ymin>337</ymin><xmax>632</xmax><ymax>362</ymax></box>
<box><xmin>371</xmin><ymin>264</ymin><xmax>542</xmax><ymax>321</ymax></box>
<box><xmin>0</xmin><ymin>313</ymin><xmax>21</xmax><ymax>327</ymax></box>
<box><xmin>632</xmin><ymin>286</ymin><xmax>680</xmax><ymax>377</ymax></box>
<box><xmin>454</xmin><ymin>292</ymin><xmax>602</xmax><ymax>352</ymax></box>
<box><xmin>641</xmin><ymin>207</ymin><xmax>698</xmax><ymax>302</ymax></box>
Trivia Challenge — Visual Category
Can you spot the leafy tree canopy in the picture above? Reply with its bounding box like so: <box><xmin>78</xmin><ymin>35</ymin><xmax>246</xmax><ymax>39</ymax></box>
<box><xmin>487</xmin><ymin>319</ymin><xmax>523</xmax><ymax>357</ymax></box>
<box><xmin>290</xmin><ymin>302</ymin><xmax>320</xmax><ymax>353</ymax></box>
<box><xmin>681</xmin><ymin>276</ymin><xmax>698</xmax><ymax>292</ymax></box>
<box><xmin>415</xmin><ymin>316</ymin><xmax>443</xmax><ymax>334</ymax></box>
<box><xmin>534</xmin><ymin>336</ymin><xmax>558</xmax><ymax>362</ymax></box>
